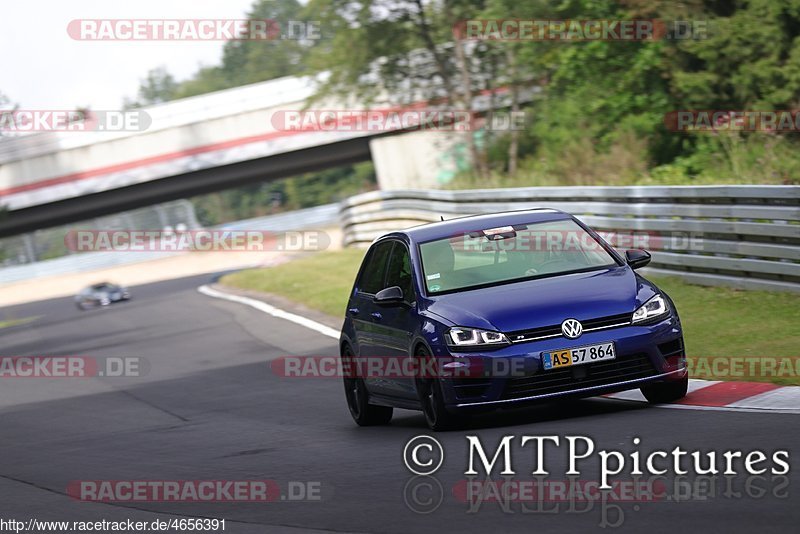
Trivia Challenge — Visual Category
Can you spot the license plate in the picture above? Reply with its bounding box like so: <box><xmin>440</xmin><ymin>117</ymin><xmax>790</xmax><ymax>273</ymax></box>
<box><xmin>542</xmin><ymin>342</ymin><xmax>616</xmax><ymax>370</ymax></box>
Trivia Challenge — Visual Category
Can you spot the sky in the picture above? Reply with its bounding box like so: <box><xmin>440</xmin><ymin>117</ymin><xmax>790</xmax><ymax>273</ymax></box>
<box><xmin>0</xmin><ymin>0</ymin><xmax>256</xmax><ymax>110</ymax></box>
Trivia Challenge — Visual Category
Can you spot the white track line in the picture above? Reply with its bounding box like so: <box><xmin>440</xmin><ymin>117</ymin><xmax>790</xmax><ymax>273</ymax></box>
<box><xmin>727</xmin><ymin>386</ymin><xmax>800</xmax><ymax>411</ymax></box>
<box><xmin>603</xmin><ymin>378</ymin><xmax>800</xmax><ymax>414</ymax></box>
<box><xmin>198</xmin><ymin>284</ymin><xmax>339</xmax><ymax>340</ymax></box>
<box><xmin>601</xmin><ymin>397</ymin><xmax>800</xmax><ymax>415</ymax></box>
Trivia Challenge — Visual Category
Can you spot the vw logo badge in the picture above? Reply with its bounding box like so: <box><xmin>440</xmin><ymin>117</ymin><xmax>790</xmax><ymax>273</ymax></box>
<box><xmin>561</xmin><ymin>318</ymin><xmax>583</xmax><ymax>339</ymax></box>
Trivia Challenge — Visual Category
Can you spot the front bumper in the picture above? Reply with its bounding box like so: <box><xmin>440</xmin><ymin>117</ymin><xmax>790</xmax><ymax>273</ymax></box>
<box><xmin>437</xmin><ymin>315</ymin><xmax>686</xmax><ymax>409</ymax></box>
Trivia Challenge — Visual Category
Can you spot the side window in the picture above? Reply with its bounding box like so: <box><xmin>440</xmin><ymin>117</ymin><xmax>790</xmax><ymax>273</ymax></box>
<box><xmin>356</xmin><ymin>241</ymin><xmax>393</xmax><ymax>294</ymax></box>
<box><xmin>385</xmin><ymin>242</ymin><xmax>415</xmax><ymax>302</ymax></box>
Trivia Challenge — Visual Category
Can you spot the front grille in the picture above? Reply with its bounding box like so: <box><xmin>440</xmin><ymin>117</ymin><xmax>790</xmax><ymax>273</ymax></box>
<box><xmin>507</xmin><ymin>313</ymin><xmax>632</xmax><ymax>343</ymax></box>
<box><xmin>582</xmin><ymin>313</ymin><xmax>634</xmax><ymax>330</ymax></box>
<box><xmin>501</xmin><ymin>353</ymin><xmax>656</xmax><ymax>400</ymax></box>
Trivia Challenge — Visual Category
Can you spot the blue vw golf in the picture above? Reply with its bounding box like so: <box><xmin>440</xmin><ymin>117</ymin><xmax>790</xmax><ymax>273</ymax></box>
<box><xmin>340</xmin><ymin>209</ymin><xmax>688</xmax><ymax>430</ymax></box>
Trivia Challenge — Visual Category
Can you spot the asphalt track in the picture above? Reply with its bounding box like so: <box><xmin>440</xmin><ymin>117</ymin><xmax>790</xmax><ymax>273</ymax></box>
<box><xmin>1</xmin><ymin>273</ymin><xmax>798</xmax><ymax>533</ymax></box>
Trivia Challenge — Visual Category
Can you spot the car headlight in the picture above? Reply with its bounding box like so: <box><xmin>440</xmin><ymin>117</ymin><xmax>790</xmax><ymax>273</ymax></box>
<box><xmin>632</xmin><ymin>294</ymin><xmax>669</xmax><ymax>324</ymax></box>
<box><xmin>447</xmin><ymin>327</ymin><xmax>509</xmax><ymax>349</ymax></box>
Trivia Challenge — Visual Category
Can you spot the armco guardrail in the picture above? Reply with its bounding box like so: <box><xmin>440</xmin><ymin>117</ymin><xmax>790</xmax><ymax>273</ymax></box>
<box><xmin>339</xmin><ymin>186</ymin><xmax>800</xmax><ymax>293</ymax></box>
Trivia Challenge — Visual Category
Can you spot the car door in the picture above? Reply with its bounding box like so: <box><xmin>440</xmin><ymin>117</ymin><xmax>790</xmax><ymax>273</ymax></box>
<box><xmin>369</xmin><ymin>241</ymin><xmax>419</xmax><ymax>400</ymax></box>
<box><xmin>348</xmin><ymin>240</ymin><xmax>393</xmax><ymax>391</ymax></box>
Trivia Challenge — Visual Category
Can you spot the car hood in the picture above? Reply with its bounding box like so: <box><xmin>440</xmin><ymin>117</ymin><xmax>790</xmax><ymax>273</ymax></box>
<box><xmin>424</xmin><ymin>266</ymin><xmax>643</xmax><ymax>333</ymax></box>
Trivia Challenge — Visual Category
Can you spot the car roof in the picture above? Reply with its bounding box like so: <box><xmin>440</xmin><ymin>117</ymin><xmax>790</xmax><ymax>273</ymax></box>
<box><xmin>382</xmin><ymin>208</ymin><xmax>573</xmax><ymax>244</ymax></box>
<box><xmin>90</xmin><ymin>282</ymin><xmax>113</xmax><ymax>289</ymax></box>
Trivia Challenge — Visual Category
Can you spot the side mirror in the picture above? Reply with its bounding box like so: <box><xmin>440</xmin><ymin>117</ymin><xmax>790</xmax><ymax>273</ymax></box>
<box><xmin>374</xmin><ymin>286</ymin><xmax>404</xmax><ymax>305</ymax></box>
<box><xmin>625</xmin><ymin>249</ymin><xmax>651</xmax><ymax>270</ymax></box>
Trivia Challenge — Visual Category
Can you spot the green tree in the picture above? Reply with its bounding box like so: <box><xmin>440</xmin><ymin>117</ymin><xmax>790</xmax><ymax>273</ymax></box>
<box><xmin>0</xmin><ymin>91</ymin><xmax>18</xmax><ymax>138</ymax></box>
<box><xmin>670</xmin><ymin>0</ymin><xmax>800</xmax><ymax>109</ymax></box>
<box><xmin>305</xmin><ymin>0</ymin><xmax>506</xmax><ymax>178</ymax></box>
<box><xmin>129</xmin><ymin>0</ymin><xmax>319</xmax><ymax>102</ymax></box>
<box><xmin>125</xmin><ymin>66</ymin><xmax>179</xmax><ymax>108</ymax></box>
<box><xmin>219</xmin><ymin>0</ymin><xmax>310</xmax><ymax>86</ymax></box>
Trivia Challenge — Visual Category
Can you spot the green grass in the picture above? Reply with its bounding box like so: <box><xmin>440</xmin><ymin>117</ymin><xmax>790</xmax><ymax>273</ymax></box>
<box><xmin>651</xmin><ymin>277</ymin><xmax>799</xmax><ymax>358</ymax></box>
<box><xmin>221</xmin><ymin>249</ymin><xmax>367</xmax><ymax>317</ymax></box>
<box><xmin>651</xmin><ymin>276</ymin><xmax>800</xmax><ymax>385</ymax></box>
<box><xmin>221</xmin><ymin>250</ymin><xmax>800</xmax><ymax>384</ymax></box>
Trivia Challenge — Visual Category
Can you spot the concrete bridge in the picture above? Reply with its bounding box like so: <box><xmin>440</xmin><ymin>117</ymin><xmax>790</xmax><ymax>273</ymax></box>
<box><xmin>1</xmin><ymin>75</ymin><xmax>509</xmax><ymax>237</ymax></box>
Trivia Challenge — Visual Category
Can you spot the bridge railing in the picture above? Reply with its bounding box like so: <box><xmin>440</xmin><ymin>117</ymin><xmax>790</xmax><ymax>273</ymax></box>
<box><xmin>338</xmin><ymin>185</ymin><xmax>800</xmax><ymax>293</ymax></box>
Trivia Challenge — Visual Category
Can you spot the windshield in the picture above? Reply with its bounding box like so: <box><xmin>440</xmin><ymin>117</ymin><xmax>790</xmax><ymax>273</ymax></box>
<box><xmin>419</xmin><ymin>219</ymin><xmax>619</xmax><ymax>294</ymax></box>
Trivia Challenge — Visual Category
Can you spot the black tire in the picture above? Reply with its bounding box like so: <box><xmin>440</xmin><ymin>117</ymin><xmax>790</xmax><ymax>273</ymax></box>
<box><xmin>342</xmin><ymin>347</ymin><xmax>393</xmax><ymax>426</ymax></box>
<box><xmin>415</xmin><ymin>348</ymin><xmax>465</xmax><ymax>431</ymax></box>
<box><xmin>641</xmin><ymin>374</ymin><xmax>689</xmax><ymax>404</ymax></box>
